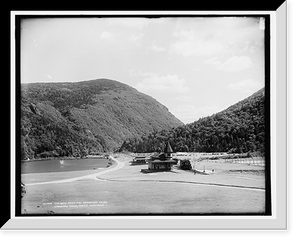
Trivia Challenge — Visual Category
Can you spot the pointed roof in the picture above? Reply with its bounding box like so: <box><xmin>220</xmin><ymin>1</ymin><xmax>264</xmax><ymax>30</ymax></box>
<box><xmin>164</xmin><ymin>141</ymin><xmax>173</xmax><ymax>153</ymax></box>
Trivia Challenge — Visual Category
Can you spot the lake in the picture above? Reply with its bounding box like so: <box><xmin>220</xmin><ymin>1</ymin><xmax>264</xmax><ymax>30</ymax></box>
<box><xmin>21</xmin><ymin>158</ymin><xmax>110</xmax><ymax>174</ymax></box>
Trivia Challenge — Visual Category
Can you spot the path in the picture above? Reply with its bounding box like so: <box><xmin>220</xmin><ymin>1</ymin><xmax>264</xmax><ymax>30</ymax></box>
<box><xmin>97</xmin><ymin>177</ymin><xmax>265</xmax><ymax>192</ymax></box>
<box><xmin>25</xmin><ymin>157</ymin><xmax>125</xmax><ymax>186</ymax></box>
<box><xmin>24</xmin><ymin>156</ymin><xmax>264</xmax><ymax>192</ymax></box>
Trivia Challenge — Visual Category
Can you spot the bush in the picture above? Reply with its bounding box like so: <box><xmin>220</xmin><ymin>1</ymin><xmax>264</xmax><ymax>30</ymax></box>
<box><xmin>38</xmin><ymin>151</ymin><xmax>52</xmax><ymax>158</ymax></box>
<box><xmin>37</xmin><ymin>150</ymin><xmax>59</xmax><ymax>158</ymax></box>
<box><xmin>179</xmin><ymin>159</ymin><xmax>192</xmax><ymax>170</ymax></box>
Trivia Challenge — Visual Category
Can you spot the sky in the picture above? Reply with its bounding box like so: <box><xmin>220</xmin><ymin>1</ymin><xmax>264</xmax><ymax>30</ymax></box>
<box><xmin>21</xmin><ymin>16</ymin><xmax>265</xmax><ymax>124</ymax></box>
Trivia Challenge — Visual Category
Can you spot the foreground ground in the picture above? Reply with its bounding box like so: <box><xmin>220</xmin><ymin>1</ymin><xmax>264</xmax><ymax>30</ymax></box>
<box><xmin>21</xmin><ymin>153</ymin><xmax>266</xmax><ymax>215</ymax></box>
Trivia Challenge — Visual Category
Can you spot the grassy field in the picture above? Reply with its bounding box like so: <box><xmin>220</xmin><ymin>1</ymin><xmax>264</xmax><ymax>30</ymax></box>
<box><xmin>21</xmin><ymin>153</ymin><xmax>266</xmax><ymax>215</ymax></box>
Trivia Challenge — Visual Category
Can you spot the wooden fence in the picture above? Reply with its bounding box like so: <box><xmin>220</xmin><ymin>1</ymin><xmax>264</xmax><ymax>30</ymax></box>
<box><xmin>224</xmin><ymin>157</ymin><xmax>265</xmax><ymax>166</ymax></box>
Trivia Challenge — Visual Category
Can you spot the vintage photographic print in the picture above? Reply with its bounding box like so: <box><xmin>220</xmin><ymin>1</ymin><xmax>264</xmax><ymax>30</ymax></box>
<box><xmin>18</xmin><ymin>15</ymin><xmax>271</xmax><ymax>216</ymax></box>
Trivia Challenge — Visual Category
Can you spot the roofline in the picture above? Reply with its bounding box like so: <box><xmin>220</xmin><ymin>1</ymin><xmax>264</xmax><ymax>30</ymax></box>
<box><xmin>148</xmin><ymin>160</ymin><xmax>177</xmax><ymax>163</ymax></box>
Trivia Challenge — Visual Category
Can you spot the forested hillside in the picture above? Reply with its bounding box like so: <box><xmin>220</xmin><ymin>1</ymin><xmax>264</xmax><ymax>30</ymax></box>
<box><xmin>21</xmin><ymin>79</ymin><xmax>183</xmax><ymax>160</ymax></box>
<box><xmin>119</xmin><ymin>88</ymin><xmax>266</xmax><ymax>155</ymax></box>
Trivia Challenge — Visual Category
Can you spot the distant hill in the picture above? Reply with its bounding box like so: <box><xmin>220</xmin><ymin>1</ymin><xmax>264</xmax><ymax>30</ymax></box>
<box><xmin>20</xmin><ymin>79</ymin><xmax>183</xmax><ymax>159</ymax></box>
<box><xmin>119</xmin><ymin>88</ymin><xmax>266</xmax><ymax>155</ymax></box>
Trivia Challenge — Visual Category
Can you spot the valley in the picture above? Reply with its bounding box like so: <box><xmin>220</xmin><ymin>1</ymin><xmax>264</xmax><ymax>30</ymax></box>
<box><xmin>20</xmin><ymin>79</ymin><xmax>267</xmax><ymax>215</ymax></box>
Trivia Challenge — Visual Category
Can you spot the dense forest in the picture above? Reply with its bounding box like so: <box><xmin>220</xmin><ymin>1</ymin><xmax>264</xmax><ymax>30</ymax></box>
<box><xmin>20</xmin><ymin>79</ymin><xmax>183</xmax><ymax>160</ymax></box>
<box><xmin>119</xmin><ymin>88</ymin><xmax>266</xmax><ymax>156</ymax></box>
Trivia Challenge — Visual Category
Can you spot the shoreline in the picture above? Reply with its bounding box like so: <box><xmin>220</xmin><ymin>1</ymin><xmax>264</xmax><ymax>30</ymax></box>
<box><xmin>23</xmin><ymin>155</ymin><xmax>124</xmax><ymax>186</ymax></box>
<box><xmin>21</xmin><ymin>158</ymin><xmax>117</xmax><ymax>185</ymax></box>
<box><xmin>21</xmin><ymin>155</ymin><xmax>110</xmax><ymax>163</ymax></box>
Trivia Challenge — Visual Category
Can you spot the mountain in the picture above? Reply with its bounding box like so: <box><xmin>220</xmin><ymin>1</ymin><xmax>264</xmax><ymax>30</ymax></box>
<box><xmin>119</xmin><ymin>88</ymin><xmax>266</xmax><ymax>155</ymax></box>
<box><xmin>20</xmin><ymin>79</ymin><xmax>183</xmax><ymax>159</ymax></box>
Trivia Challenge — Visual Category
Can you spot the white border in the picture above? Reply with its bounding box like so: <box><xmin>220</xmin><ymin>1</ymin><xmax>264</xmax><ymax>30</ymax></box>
<box><xmin>270</xmin><ymin>9</ymin><xmax>278</xmax><ymax>219</ymax></box>
<box><xmin>273</xmin><ymin>1</ymin><xmax>287</xmax><ymax>229</ymax></box>
<box><xmin>5</xmin><ymin>6</ymin><xmax>287</xmax><ymax>230</ymax></box>
<box><xmin>10</xmin><ymin>11</ymin><xmax>16</xmax><ymax>220</ymax></box>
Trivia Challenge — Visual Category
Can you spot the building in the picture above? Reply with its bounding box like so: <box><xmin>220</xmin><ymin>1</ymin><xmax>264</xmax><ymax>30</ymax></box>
<box><xmin>130</xmin><ymin>156</ymin><xmax>147</xmax><ymax>165</ymax></box>
<box><xmin>141</xmin><ymin>142</ymin><xmax>178</xmax><ymax>173</ymax></box>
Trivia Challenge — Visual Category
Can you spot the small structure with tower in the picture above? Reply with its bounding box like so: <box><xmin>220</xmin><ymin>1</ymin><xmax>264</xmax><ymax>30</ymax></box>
<box><xmin>141</xmin><ymin>142</ymin><xmax>178</xmax><ymax>173</ymax></box>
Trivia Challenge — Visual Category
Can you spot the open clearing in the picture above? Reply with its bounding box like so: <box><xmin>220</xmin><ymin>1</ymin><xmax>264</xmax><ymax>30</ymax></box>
<box><xmin>21</xmin><ymin>153</ymin><xmax>266</xmax><ymax>215</ymax></box>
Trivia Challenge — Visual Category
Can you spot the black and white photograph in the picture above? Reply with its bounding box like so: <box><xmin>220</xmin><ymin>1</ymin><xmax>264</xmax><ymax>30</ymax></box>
<box><xmin>17</xmin><ymin>14</ymin><xmax>271</xmax><ymax>216</ymax></box>
<box><xmin>20</xmin><ymin>16</ymin><xmax>268</xmax><ymax>215</ymax></box>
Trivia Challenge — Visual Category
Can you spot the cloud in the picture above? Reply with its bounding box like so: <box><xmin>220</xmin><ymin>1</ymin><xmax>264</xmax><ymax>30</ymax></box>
<box><xmin>219</xmin><ymin>56</ymin><xmax>252</xmax><ymax>72</ymax></box>
<box><xmin>211</xmin><ymin>56</ymin><xmax>253</xmax><ymax>72</ymax></box>
<box><xmin>170</xmin><ymin>30</ymin><xmax>224</xmax><ymax>57</ymax></box>
<box><xmin>129</xmin><ymin>34</ymin><xmax>144</xmax><ymax>42</ymax></box>
<box><xmin>175</xmin><ymin>95</ymin><xmax>193</xmax><ymax>103</ymax></box>
<box><xmin>170</xmin><ymin>17</ymin><xmax>264</xmax><ymax>57</ymax></box>
<box><xmin>171</xmin><ymin>40</ymin><xmax>223</xmax><ymax>57</ymax></box>
<box><xmin>227</xmin><ymin>79</ymin><xmax>263</xmax><ymax>93</ymax></box>
<box><xmin>135</xmin><ymin>75</ymin><xmax>189</xmax><ymax>94</ymax></box>
<box><xmin>149</xmin><ymin>43</ymin><xmax>166</xmax><ymax>52</ymax></box>
<box><xmin>172</xmin><ymin>105</ymin><xmax>200</xmax><ymax>124</ymax></box>
<box><xmin>205</xmin><ymin>57</ymin><xmax>222</xmax><ymax>66</ymax></box>
<box><xmin>128</xmin><ymin>69</ymin><xmax>157</xmax><ymax>77</ymax></box>
<box><xmin>44</xmin><ymin>74</ymin><xmax>52</xmax><ymax>80</ymax></box>
<box><xmin>100</xmin><ymin>31</ymin><xmax>114</xmax><ymax>39</ymax></box>
<box><xmin>171</xmin><ymin>104</ymin><xmax>220</xmax><ymax>124</ymax></box>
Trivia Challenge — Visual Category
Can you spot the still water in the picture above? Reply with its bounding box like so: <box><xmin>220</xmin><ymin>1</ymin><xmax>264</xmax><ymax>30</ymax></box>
<box><xmin>21</xmin><ymin>158</ymin><xmax>110</xmax><ymax>174</ymax></box>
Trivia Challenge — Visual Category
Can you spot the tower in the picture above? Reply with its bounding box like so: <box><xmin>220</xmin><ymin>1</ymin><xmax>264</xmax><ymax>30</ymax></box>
<box><xmin>164</xmin><ymin>141</ymin><xmax>173</xmax><ymax>159</ymax></box>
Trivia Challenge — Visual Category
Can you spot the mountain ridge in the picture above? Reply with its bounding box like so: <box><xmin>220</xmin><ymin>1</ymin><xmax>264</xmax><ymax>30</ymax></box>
<box><xmin>119</xmin><ymin>87</ymin><xmax>266</xmax><ymax>155</ymax></box>
<box><xmin>20</xmin><ymin>78</ymin><xmax>183</xmax><ymax>159</ymax></box>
